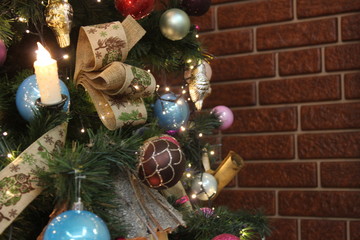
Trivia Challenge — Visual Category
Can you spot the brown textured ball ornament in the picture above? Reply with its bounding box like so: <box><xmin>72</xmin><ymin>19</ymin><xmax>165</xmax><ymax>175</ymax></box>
<box><xmin>138</xmin><ymin>135</ymin><xmax>186</xmax><ymax>189</ymax></box>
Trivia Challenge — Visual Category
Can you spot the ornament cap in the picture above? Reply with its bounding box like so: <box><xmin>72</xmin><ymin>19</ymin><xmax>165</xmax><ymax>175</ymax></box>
<box><xmin>55</xmin><ymin>34</ymin><xmax>70</xmax><ymax>48</ymax></box>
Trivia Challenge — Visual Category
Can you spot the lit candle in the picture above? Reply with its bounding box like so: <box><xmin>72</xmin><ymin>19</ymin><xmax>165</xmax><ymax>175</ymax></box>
<box><xmin>34</xmin><ymin>42</ymin><xmax>62</xmax><ymax>105</ymax></box>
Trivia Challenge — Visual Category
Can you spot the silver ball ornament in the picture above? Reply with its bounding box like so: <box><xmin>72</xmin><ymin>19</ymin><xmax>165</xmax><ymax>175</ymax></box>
<box><xmin>160</xmin><ymin>8</ymin><xmax>191</xmax><ymax>41</ymax></box>
<box><xmin>191</xmin><ymin>172</ymin><xmax>218</xmax><ymax>201</ymax></box>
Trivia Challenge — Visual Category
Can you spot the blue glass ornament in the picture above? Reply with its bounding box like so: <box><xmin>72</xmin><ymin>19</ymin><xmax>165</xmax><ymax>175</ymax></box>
<box><xmin>15</xmin><ymin>75</ymin><xmax>70</xmax><ymax>122</ymax></box>
<box><xmin>44</xmin><ymin>210</ymin><xmax>111</xmax><ymax>240</ymax></box>
<box><xmin>154</xmin><ymin>93</ymin><xmax>190</xmax><ymax>130</ymax></box>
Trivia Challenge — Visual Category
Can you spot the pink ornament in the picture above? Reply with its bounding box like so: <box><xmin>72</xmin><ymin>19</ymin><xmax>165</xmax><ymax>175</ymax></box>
<box><xmin>200</xmin><ymin>207</ymin><xmax>214</xmax><ymax>217</ymax></box>
<box><xmin>211</xmin><ymin>105</ymin><xmax>234</xmax><ymax>130</ymax></box>
<box><xmin>0</xmin><ymin>40</ymin><xmax>7</xmax><ymax>66</ymax></box>
<box><xmin>212</xmin><ymin>233</ymin><xmax>240</xmax><ymax>240</ymax></box>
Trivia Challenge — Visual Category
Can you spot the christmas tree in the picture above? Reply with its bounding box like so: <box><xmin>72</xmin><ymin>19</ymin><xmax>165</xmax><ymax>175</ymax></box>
<box><xmin>0</xmin><ymin>0</ymin><xmax>270</xmax><ymax>239</ymax></box>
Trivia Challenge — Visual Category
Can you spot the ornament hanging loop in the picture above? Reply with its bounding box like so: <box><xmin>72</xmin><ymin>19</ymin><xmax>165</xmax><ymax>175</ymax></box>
<box><xmin>73</xmin><ymin>169</ymin><xmax>86</xmax><ymax>211</ymax></box>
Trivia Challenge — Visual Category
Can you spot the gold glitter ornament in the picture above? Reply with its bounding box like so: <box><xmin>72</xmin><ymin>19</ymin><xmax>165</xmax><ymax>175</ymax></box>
<box><xmin>45</xmin><ymin>0</ymin><xmax>73</xmax><ymax>48</ymax></box>
<box><xmin>185</xmin><ymin>60</ymin><xmax>212</xmax><ymax>110</ymax></box>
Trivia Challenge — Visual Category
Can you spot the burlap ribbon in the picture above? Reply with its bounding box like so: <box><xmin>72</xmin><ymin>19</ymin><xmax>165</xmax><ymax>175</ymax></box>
<box><xmin>74</xmin><ymin>16</ymin><xmax>156</xmax><ymax>130</ymax></box>
<box><xmin>0</xmin><ymin>123</ymin><xmax>67</xmax><ymax>234</ymax></box>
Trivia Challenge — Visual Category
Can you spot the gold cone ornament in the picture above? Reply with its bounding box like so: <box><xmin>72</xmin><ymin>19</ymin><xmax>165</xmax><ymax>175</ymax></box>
<box><xmin>185</xmin><ymin>60</ymin><xmax>212</xmax><ymax>110</ymax></box>
<box><xmin>45</xmin><ymin>0</ymin><xmax>73</xmax><ymax>48</ymax></box>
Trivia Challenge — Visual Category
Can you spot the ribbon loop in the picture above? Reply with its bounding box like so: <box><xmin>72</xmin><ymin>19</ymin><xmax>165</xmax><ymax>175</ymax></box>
<box><xmin>74</xmin><ymin>16</ymin><xmax>156</xmax><ymax>130</ymax></box>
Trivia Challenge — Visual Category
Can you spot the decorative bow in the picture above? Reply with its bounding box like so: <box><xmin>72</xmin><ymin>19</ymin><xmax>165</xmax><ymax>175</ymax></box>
<box><xmin>74</xmin><ymin>16</ymin><xmax>156</xmax><ymax>130</ymax></box>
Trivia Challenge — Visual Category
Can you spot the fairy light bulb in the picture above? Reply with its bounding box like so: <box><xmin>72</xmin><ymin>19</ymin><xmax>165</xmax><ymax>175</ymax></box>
<box><xmin>3</xmin><ymin>132</ymin><xmax>8</xmax><ymax>136</ymax></box>
<box><xmin>198</xmin><ymin>133</ymin><xmax>203</xmax><ymax>137</ymax></box>
<box><xmin>182</xmin><ymin>90</ymin><xmax>186</xmax><ymax>94</ymax></box>
<box><xmin>7</xmin><ymin>153</ymin><xmax>12</xmax><ymax>158</ymax></box>
<box><xmin>180</xmin><ymin>126</ymin><xmax>186</xmax><ymax>132</ymax></box>
<box><xmin>191</xmin><ymin>194</ymin><xmax>197</xmax><ymax>199</ymax></box>
<box><xmin>80</xmin><ymin>128</ymin><xmax>85</xmax><ymax>133</ymax></box>
<box><xmin>63</xmin><ymin>54</ymin><xmax>69</xmax><ymax>59</ymax></box>
<box><xmin>186</xmin><ymin>173</ymin><xmax>191</xmax><ymax>178</ymax></box>
<box><xmin>210</xmin><ymin>150</ymin><xmax>215</xmax><ymax>155</ymax></box>
<box><xmin>165</xmin><ymin>87</ymin><xmax>170</xmax><ymax>92</ymax></box>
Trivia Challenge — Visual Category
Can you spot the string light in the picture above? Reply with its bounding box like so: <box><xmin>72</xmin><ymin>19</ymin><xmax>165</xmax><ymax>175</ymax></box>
<box><xmin>147</xmin><ymin>69</ymin><xmax>151</xmax><ymax>72</ymax></box>
<box><xmin>3</xmin><ymin>132</ymin><xmax>8</xmax><ymax>136</ymax></box>
<box><xmin>210</xmin><ymin>150</ymin><xmax>215</xmax><ymax>155</ymax></box>
<box><xmin>7</xmin><ymin>153</ymin><xmax>12</xmax><ymax>158</ymax></box>
<box><xmin>165</xmin><ymin>87</ymin><xmax>170</xmax><ymax>92</ymax></box>
<box><xmin>191</xmin><ymin>194</ymin><xmax>197</xmax><ymax>199</ymax></box>
<box><xmin>63</xmin><ymin>54</ymin><xmax>69</xmax><ymax>59</ymax></box>
<box><xmin>182</xmin><ymin>89</ymin><xmax>186</xmax><ymax>94</ymax></box>
<box><xmin>25</xmin><ymin>30</ymin><xmax>30</xmax><ymax>34</ymax></box>
<box><xmin>180</xmin><ymin>126</ymin><xmax>186</xmax><ymax>132</ymax></box>
<box><xmin>187</xmin><ymin>98</ymin><xmax>191</xmax><ymax>101</ymax></box>
<box><xmin>186</xmin><ymin>173</ymin><xmax>191</xmax><ymax>178</ymax></box>
<box><xmin>18</xmin><ymin>16</ymin><xmax>27</xmax><ymax>23</ymax></box>
<box><xmin>186</xmin><ymin>59</ymin><xmax>192</xmax><ymax>64</ymax></box>
<box><xmin>195</xmin><ymin>34</ymin><xmax>199</xmax><ymax>38</ymax></box>
<box><xmin>80</xmin><ymin>128</ymin><xmax>85</xmax><ymax>133</ymax></box>
<box><xmin>198</xmin><ymin>133</ymin><xmax>203</xmax><ymax>137</ymax></box>
<box><xmin>134</xmin><ymin>85</ymin><xmax>139</xmax><ymax>90</ymax></box>
<box><xmin>176</xmin><ymin>99</ymin><xmax>183</xmax><ymax>105</ymax></box>
<box><xmin>97</xmin><ymin>0</ymin><xmax>101</xmax><ymax>2</ymax></box>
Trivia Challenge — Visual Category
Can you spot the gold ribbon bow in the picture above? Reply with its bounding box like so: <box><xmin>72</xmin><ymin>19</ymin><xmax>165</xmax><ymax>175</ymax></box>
<box><xmin>74</xmin><ymin>16</ymin><xmax>156</xmax><ymax>130</ymax></box>
<box><xmin>0</xmin><ymin>123</ymin><xmax>67</xmax><ymax>234</ymax></box>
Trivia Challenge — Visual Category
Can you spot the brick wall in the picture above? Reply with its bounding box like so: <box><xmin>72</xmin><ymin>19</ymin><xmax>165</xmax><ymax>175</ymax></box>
<box><xmin>190</xmin><ymin>0</ymin><xmax>360</xmax><ymax>239</ymax></box>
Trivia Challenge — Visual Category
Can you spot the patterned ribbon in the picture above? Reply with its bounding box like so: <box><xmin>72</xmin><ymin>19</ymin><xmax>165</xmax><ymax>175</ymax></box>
<box><xmin>0</xmin><ymin>123</ymin><xmax>67</xmax><ymax>234</ymax></box>
<box><xmin>74</xmin><ymin>16</ymin><xmax>156</xmax><ymax>130</ymax></box>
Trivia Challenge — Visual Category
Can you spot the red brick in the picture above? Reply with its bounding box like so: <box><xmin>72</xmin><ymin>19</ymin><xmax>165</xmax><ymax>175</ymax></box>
<box><xmin>279</xmin><ymin>48</ymin><xmax>321</xmax><ymax>76</ymax></box>
<box><xmin>350</xmin><ymin>221</ymin><xmax>360</xmax><ymax>240</ymax></box>
<box><xmin>211</xmin><ymin>54</ymin><xmax>275</xmax><ymax>82</ymax></box>
<box><xmin>199</xmin><ymin>29</ymin><xmax>253</xmax><ymax>56</ymax></box>
<box><xmin>297</xmin><ymin>0</ymin><xmax>360</xmax><ymax>18</ymax></box>
<box><xmin>226</xmin><ymin>107</ymin><xmax>297</xmax><ymax>133</ymax></box>
<box><xmin>214</xmin><ymin>190</ymin><xmax>275</xmax><ymax>215</ymax></box>
<box><xmin>298</xmin><ymin>132</ymin><xmax>360</xmax><ymax>159</ymax></box>
<box><xmin>279</xmin><ymin>191</ymin><xmax>360</xmax><ymax>218</ymax></box>
<box><xmin>218</xmin><ymin>0</ymin><xmax>293</xmax><ymax>29</ymax></box>
<box><xmin>259</xmin><ymin>75</ymin><xmax>341</xmax><ymax>104</ymax></box>
<box><xmin>190</xmin><ymin>7</ymin><xmax>215</xmax><ymax>32</ymax></box>
<box><xmin>238</xmin><ymin>162</ymin><xmax>317</xmax><ymax>187</ymax></box>
<box><xmin>342</xmin><ymin>14</ymin><xmax>360</xmax><ymax>41</ymax></box>
<box><xmin>212</xmin><ymin>0</ymin><xmax>237</xmax><ymax>4</ymax></box>
<box><xmin>301</xmin><ymin>220</ymin><xmax>346</xmax><ymax>240</ymax></box>
<box><xmin>222</xmin><ymin>135</ymin><xmax>295</xmax><ymax>160</ymax></box>
<box><xmin>267</xmin><ymin>218</ymin><xmax>298</xmax><ymax>240</ymax></box>
<box><xmin>257</xmin><ymin>18</ymin><xmax>337</xmax><ymax>50</ymax></box>
<box><xmin>321</xmin><ymin>161</ymin><xmax>360</xmax><ymax>188</ymax></box>
<box><xmin>203</xmin><ymin>82</ymin><xmax>256</xmax><ymax>108</ymax></box>
<box><xmin>345</xmin><ymin>72</ymin><xmax>360</xmax><ymax>99</ymax></box>
<box><xmin>301</xmin><ymin>103</ymin><xmax>360</xmax><ymax>130</ymax></box>
<box><xmin>325</xmin><ymin>43</ymin><xmax>360</xmax><ymax>71</ymax></box>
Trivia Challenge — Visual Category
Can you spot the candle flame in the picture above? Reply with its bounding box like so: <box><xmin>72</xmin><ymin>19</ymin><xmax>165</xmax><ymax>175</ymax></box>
<box><xmin>36</xmin><ymin>42</ymin><xmax>52</xmax><ymax>63</ymax></box>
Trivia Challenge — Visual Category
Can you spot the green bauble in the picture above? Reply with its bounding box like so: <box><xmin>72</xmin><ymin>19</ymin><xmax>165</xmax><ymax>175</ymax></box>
<box><xmin>159</xmin><ymin>8</ymin><xmax>191</xmax><ymax>41</ymax></box>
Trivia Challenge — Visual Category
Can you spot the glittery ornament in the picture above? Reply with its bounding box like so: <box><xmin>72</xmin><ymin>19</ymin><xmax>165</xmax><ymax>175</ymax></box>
<box><xmin>138</xmin><ymin>135</ymin><xmax>186</xmax><ymax>189</ymax></box>
<box><xmin>45</xmin><ymin>0</ymin><xmax>73</xmax><ymax>48</ymax></box>
<box><xmin>199</xmin><ymin>207</ymin><xmax>214</xmax><ymax>217</ymax></box>
<box><xmin>160</xmin><ymin>8</ymin><xmax>191</xmax><ymax>41</ymax></box>
<box><xmin>185</xmin><ymin>60</ymin><xmax>212</xmax><ymax>110</ymax></box>
<box><xmin>212</xmin><ymin>233</ymin><xmax>240</xmax><ymax>240</ymax></box>
<box><xmin>191</xmin><ymin>172</ymin><xmax>218</xmax><ymax>201</ymax></box>
<box><xmin>181</xmin><ymin>0</ymin><xmax>211</xmax><ymax>16</ymax></box>
<box><xmin>115</xmin><ymin>0</ymin><xmax>155</xmax><ymax>20</ymax></box>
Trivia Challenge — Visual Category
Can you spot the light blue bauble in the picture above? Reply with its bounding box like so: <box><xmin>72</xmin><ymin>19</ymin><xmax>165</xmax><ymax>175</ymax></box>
<box><xmin>44</xmin><ymin>210</ymin><xmax>111</xmax><ymax>240</ymax></box>
<box><xmin>15</xmin><ymin>75</ymin><xmax>70</xmax><ymax>121</ymax></box>
<box><xmin>154</xmin><ymin>93</ymin><xmax>190</xmax><ymax>130</ymax></box>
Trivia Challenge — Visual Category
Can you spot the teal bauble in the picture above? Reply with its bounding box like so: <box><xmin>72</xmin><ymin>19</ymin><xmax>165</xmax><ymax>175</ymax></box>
<box><xmin>15</xmin><ymin>75</ymin><xmax>70</xmax><ymax>121</ymax></box>
<box><xmin>44</xmin><ymin>210</ymin><xmax>110</xmax><ymax>240</ymax></box>
<box><xmin>154</xmin><ymin>93</ymin><xmax>190</xmax><ymax>130</ymax></box>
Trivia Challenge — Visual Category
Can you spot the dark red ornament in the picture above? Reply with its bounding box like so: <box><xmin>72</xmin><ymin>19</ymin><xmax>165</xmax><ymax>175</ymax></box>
<box><xmin>180</xmin><ymin>0</ymin><xmax>211</xmax><ymax>16</ymax></box>
<box><xmin>138</xmin><ymin>135</ymin><xmax>186</xmax><ymax>190</ymax></box>
<box><xmin>114</xmin><ymin>0</ymin><xmax>155</xmax><ymax>20</ymax></box>
<box><xmin>211</xmin><ymin>233</ymin><xmax>239</xmax><ymax>240</ymax></box>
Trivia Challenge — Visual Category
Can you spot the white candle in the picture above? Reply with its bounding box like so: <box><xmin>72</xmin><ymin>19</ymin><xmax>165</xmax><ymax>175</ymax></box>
<box><xmin>34</xmin><ymin>42</ymin><xmax>62</xmax><ymax>105</ymax></box>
